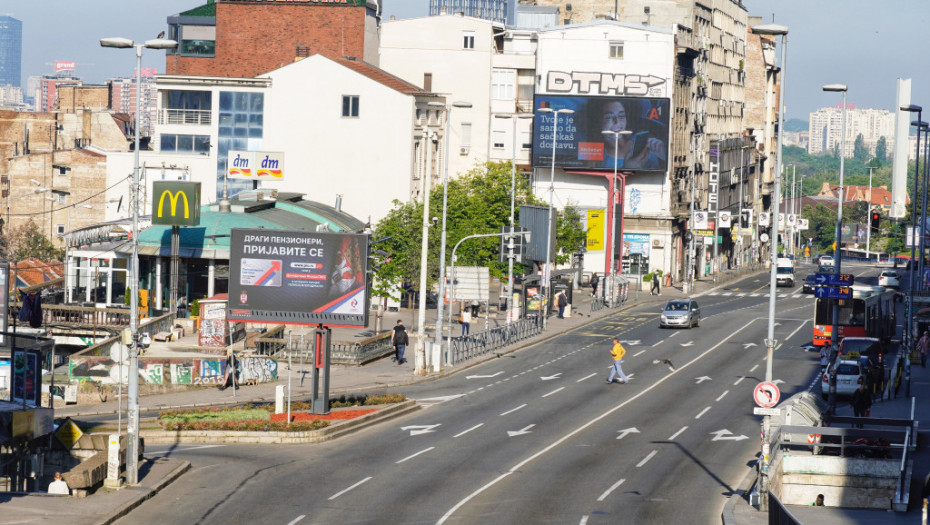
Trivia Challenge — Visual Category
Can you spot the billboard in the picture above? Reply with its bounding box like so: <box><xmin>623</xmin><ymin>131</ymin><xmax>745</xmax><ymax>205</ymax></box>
<box><xmin>227</xmin><ymin>150</ymin><xmax>286</xmax><ymax>180</ymax></box>
<box><xmin>227</xmin><ymin>229</ymin><xmax>370</xmax><ymax>327</ymax></box>
<box><xmin>152</xmin><ymin>181</ymin><xmax>201</xmax><ymax>226</ymax></box>
<box><xmin>586</xmin><ymin>210</ymin><xmax>605</xmax><ymax>251</ymax></box>
<box><xmin>532</xmin><ymin>95</ymin><xmax>670</xmax><ymax>172</ymax></box>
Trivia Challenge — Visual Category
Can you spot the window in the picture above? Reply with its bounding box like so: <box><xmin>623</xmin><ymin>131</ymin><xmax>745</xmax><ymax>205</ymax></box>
<box><xmin>609</xmin><ymin>41</ymin><xmax>624</xmax><ymax>59</ymax></box>
<box><xmin>55</xmin><ymin>193</ymin><xmax>66</xmax><ymax>204</ymax></box>
<box><xmin>423</xmin><ymin>73</ymin><xmax>432</xmax><ymax>92</ymax></box>
<box><xmin>491</xmin><ymin>69</ymin><xmax>515</xmax><ymax>100</ymax></box>
<box><xmin>179</xmin><ymin>25</ymin><xmax>216</xmax><ymax>57</ymax></box>
<box><xmin>463</xmin><ymin>31</ymin><xmax>475</xmax><ymax>49</ymax></box>
<box><xmin>160</xmin><ymin>134</ymin><xmax>211</xmax><ymax>154</ymax></box>
<box><xmin>521</xmin><ymin>130</ymin><xmax>532</xmax><ymax>150</ymax></box>
<box><xmin>56</xmin><ymin>224</ymin><xmax>65</xmax><ymax>236</ymax></box>
<box><xmin>517</xmin><ymin>70</ymin><xmax>534</xmax><ymax>101</ymax></box>
<box><xmin>492</xmin><ymin>130</ymin><xmax>505</xmax><ymax>149</ymax></box>
<box><xmin>461</xmin><ymin>122</ymin><xmax>472</xmax><ymax>147</ymax></box>
<box><xmin>342</xmin><ymin>95</ymin><xmax>359</xmax><ymax>117</ymax></box>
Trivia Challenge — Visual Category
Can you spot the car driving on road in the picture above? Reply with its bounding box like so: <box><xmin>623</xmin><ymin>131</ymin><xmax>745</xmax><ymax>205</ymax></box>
<box><xmin>878</xmin><ymin>270</ymin><xmax>899</xmax><ymax>289</ymax></box>
<box><xmin>659</xmin><ymin>299</ymin><xmax>701</xmax><ymax>329</ymax></box>
<box><xmin>802</xmin><ymin>274</ymin><xmax>819</xmax><ymax>294</ymax></box>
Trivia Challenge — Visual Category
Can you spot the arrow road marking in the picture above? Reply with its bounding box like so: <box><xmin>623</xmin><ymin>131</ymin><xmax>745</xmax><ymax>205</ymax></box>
<box><xmin>695</xmin><ymin>376</ymin><xmax>712</xmax><ymax>384</ymax></box>
<box><xmin>681</xmin><ymin>341</ymin><xmax>694</xmax><ymax>347</ymax></box>
<box><xmin>401</xmin><ymin>424</ymin><xmax>441</xmax><ymax>436</ymax></box>
<box><xmin>466</xmin><ymin>372</ymin><xmax>503</xmax><ymax>379</ymax></box>
<box><xmin>416</xmin><ymin>394</ymin><xmax>466</xmax><ymax>407</ymax></box>
<box><xmin>616</xmin><ymin>427</ymin><xmax>640</xmax><ymax>440</ymax></box>
<box><xmin>541</xmin><ymin>373</ymin><xmax>563</xmax><ymax>381</ymax></box>
<box><xmin>508</xmin><ymin>424</ymin><xmax>535</xmax><ymax>437</ymax></box>
<box><xmin>619</xmin><ymin>340</ymin><xmax>641</xmax><ymax>346</ymax></box>
<box><xmin>710</xmin><ymin>429</ymin><xmax>749</xmax><ymax>441</ymax></box>
<box><xmin>743</xmin><ymin>342</ymin><xmax>757</xmax><ymax>349</ymax></box>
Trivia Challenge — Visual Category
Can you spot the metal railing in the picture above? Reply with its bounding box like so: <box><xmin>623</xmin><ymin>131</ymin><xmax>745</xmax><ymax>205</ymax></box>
<box><xmin>448</xmin><ymin>316</ymin><xmax>542</xmax><ymax>365</ymax></box>
<box><xmin>158</xmin><ymin>108</ymin><xmax>212</xmax><ymax>126</ymax></box>
<box><xmin>257</xmin><ymin>328</ymin><xmax>394</xmax><ymax>366</ymax></box>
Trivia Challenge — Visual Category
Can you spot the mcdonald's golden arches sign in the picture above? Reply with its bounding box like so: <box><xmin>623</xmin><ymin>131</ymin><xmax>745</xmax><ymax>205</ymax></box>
<box><xmin>152</xmin><ymin>182</ymin><xmax>201</xmax><ymax>226</ymax></box>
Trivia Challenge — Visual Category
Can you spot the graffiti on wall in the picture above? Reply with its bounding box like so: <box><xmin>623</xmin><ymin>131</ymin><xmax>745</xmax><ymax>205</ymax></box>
<box><xmin>69</xmin><ymin>356</ymin><xmax>278</xmax><ymax>385</ymax></box>
<box><xmin>240</xmin><ymin>357</ymin><xmax>277</xmax><ymax>383</ymax></box>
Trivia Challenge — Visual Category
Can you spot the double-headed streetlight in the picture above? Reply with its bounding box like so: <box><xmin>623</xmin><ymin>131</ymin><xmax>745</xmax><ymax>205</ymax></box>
<box><xmin>494</xmin><ymin>112</ymin><xmax>533</xmax><ymax>325</ymax></box>
<box><xmin>823</xmin><ymin>84</ymin><xmax>848</xmax><ymax>351</ymax></box>
<box><xmin>100</xmin><ymin>34</ymin><xmax>177</xmax><ymax>486</ymax></box>
<box><xmin>537</xmin><ymin>107</ymin><xmax>574</xmax><ymax>329</ymax></box>
<box><xmin>415</xmin><ymin>126</ymin><xmax>437</xmax><ymax>375</ymax></box>
<box><xmin>901</xmin><ymin>104</ymin><xmax>924</xmax><ymax>346</ymax></box>
<box><xmin>432</xmin><ymin>100</ymin><xmax>472</xmax><ymax>361</ymax></box>
<box><xmin>602</xmin><ymin>130</ymin><xmax>632</xmax><ymax>307</ymax></box>
<box><xmin>752</xmin><ymin>22</ymin><xmax>788</xmax><ymax>513</ymax></box>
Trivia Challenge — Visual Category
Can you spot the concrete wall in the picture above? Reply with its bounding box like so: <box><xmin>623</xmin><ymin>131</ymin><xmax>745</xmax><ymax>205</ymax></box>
<box><xmin>69</xmin><ymin>355</ymin><xmax>278</xmax><ymax>386</ymax></box>
<box><xmin>772</xmin><ymin>454</ymin><xmax>901</xmax><ymax>509</ymax></box>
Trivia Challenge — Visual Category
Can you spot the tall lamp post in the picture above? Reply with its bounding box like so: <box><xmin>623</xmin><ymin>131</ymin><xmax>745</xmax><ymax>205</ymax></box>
<box><xmin>432</xmin><ymin>100</ymin><xmax>472</xmax><ymax>361</ymax></box>
<box><xmin>537</xmin><ymin>107</ymin><xmax>574</xmax><ymax>329</ymax></box>
<box><xmin>752</xmin><ymin>22</ymin><xmax>788</xmax><ymax>513</ymax></box>
<box><xmin>100</xmin><ymin>35</ymin><xmax>177</xmax><ymax>486</ymax></box>
<box><xmin>415</xmin><ymin>128</ymin><xmax>437</xmax><ymax>375</ymax></box>
<box><xmin>918</xmin><ymin>123</ymin><xmax>930</xmax><ymax>290</ymax></box>
<box><xmin>493</xmin><ymin>112</ymin><xmax>533</xmax><ymax>325</ymax></box>
<box><xmin>865</xmin><ymin>165</ymin><xmax>874</xmax><ymax>260</ymax></box>
<box><xmin>823</xmin><ymin>84</ymin><xmax>848</xmax><ymax>350</ymax></box>
<box><xmin>602</xmin><ymin>130</ymin><xmax>632</xmax><ymax>307</ymax></box>
<box><xmin>900</xmin><ymin>105</ymin><xmax>923</xmax><ymax>348</ymax></box>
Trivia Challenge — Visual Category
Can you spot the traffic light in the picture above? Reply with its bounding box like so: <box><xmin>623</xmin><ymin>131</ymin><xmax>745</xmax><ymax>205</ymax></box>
<box><xmin>870</xmin><ymin>211</ymin><xmax>881</xmax><ymax>234</ymax></box>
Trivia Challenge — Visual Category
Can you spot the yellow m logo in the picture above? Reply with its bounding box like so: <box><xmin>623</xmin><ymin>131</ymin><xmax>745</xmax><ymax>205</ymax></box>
<box><xmin>157</xmin><ymin>190</ymin><xmax>190</xmax><ymax>219</ymax></box>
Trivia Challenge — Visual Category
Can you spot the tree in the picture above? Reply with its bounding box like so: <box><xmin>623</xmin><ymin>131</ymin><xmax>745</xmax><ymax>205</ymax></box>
<box><xmin>874</xmin><ymin>136</ymin><xmax>888</xmax><ymax>162</ymax></box>
<box><xmin>853</xmin><ymin>133</ymin><xmax>869</xmax><ymax>162</ymax></box>
<box><xmin>4</xmin><ymin>220</ymin><xmax>63</xmax><ymax>262</ymax></box>
<box><xmin>556</xmin><ymin>201</ymin><xmax>586</xmax><ymax>266</ymax></box>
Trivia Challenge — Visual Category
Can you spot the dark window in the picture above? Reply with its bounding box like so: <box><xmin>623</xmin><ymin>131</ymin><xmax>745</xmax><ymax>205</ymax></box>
<box><xmin>342</xmin><ymin>95</ymin><xmax>359</xmax><ymax>117</ymax></box>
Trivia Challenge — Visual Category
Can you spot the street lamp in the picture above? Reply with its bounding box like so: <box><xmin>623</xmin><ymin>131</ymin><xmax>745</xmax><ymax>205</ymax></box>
<box><xmin>751</xmin><ymin>22</ymin><xmax>788</xmax><ymax>513</ymax></box>
<box><xmin>901</xmin><ymin>105</ymin><xmax>923</xmax><ymax>349</ymax></box>
<box><xmin>865</xmin><ymin>164</ymin><xmax>874</xmax><ymax>261</ymax></box>
<box><xmin>433</xmin><ymin>101</ymin><xmax>472</xmax><ymax>362</ymax></box>
<box><xmin>823</xmin><ymin>83</ymin><xmax>848</xmax><ymax>350</ymax></box>
<box><xmin>918</xmin><ymin>122</ymin><xmax>930</xmax><ymax>290</ymax></box>
<box><xmin>100</xmin><ymin>34</ymin><xmax>177</xmax><ymax>487</ymax></box>
<box><xmin>415</xmin><ymin>127</ymin><xmax>437</xmax><ymax>375</ymax></box>
<box><xmin>602</xmin><ymin>130</ymin><xmax>632</xmax><ymax>307</ymax></box>
<box><xmin>537</xmin><ymin>107</ymin><xmax>574</xmax><ymax>329</ymax></box>
<box><xmin>494</xmin><ymin>112</ymin><xmax>533</xmax><ymax>326</ymax></box>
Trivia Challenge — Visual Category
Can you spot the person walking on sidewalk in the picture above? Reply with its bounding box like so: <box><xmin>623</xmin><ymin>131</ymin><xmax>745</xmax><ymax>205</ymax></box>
<box><xmin>461</xmin><ymin>307</ymin><xmax>472</xmax><ymax>337</ymax></box>
<box><xmin>918</xmin><ymin>330</ymin><xmax>930</xmax><ymax>368</ymax></box>
<box><xmin>392</xmin><ymin>320</ymin><xmax>408</xmax><ymax>365</ymax></box>
<box><xmin>850</xmin><ymin>380</ymin><xmax>871</xmax><ymax>428</ymax></box>
<box><xmin>650</xmin><ymin>270</ymin><xmax>661</xmax><ymax>296</ymax></box>
<box><xmin>557</xmin><ymin>290</ymin><xmax>568</xmax><ymax>319</ymax></box>
<box><xmin>591</xmin><ymin>273</ymin><xmax>599</xmax><ymax>298</ymax></box>
<box><xmin>606</xmin><ymin>338</ymin><xmax>628</xmax><ymax>384</ymax></box>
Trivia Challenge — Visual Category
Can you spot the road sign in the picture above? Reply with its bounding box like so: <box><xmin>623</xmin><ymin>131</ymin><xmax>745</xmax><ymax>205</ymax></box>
<box><xmin>753</xmin><ymin>381</ymin><xmax>780</xmax><ymax>408</ymax></box>
<box><xmin>814</xmin><ymin>286</ymin><xmax>852</xmax><ymax>299</ymax></box>
<box><xmin>813</xmin><ymin>273</ymin><xmax>854</xmax><ymax>286</ymax></box>
<box><xmin>55</xmin><ymin>417</ymin><xmax>84</xmax><ymax>449</ymax></box>
<box><xmin>753</xmin><ymin>407</ymin><xmax>781</xmax><ymax>416</ymax></box>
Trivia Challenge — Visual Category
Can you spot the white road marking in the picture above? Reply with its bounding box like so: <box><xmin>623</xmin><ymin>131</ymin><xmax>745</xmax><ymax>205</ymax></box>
<box><xmin>500</xmin><ymin>404</ymin><xmax>526</xmax><ymax>416</ymax></box>
<box><xmin>750</xmin><ymin>293</ymin><xmax>760</xmax><ymax>297</ymax></box>
<box><xmin>749</xmin><ymin>364</ymin><xmax>759</xmax><ymax>372</ymax></box>
<box><xmin>668</xmin><ymin>426</ymin><xmax>688</xmax><ymax>440</ymax></box>
<box><xmin>633</xmin><ymin>350</ymin><xmax>646</xmax><ymax>357</ymax></box>
<box><xmin>734</xmin><ymin>376</ymin><xmax>746</xmax><ymax>386</ymax></box>
<box><xmin>580</xmin><ymin>516</ymin><xmax>589</xmax><ymax>525</ymax></box>
<box><xmin>651</xmin><ymin>340</ymin><xmax>663</xmax><ymax>347</ymax></box>
<box><xmin>695</xmin><ymin>406</ymin><xmax>711</xmax><ymax>419</ymax></box>
<box><xmin>577</xmin><ymin>373</ymin><xmax>597</xmax><ymax>382</ymax></box>
<box><xmin>615</xmin><ymin>428</ymin><xmax>640</xmax><ymax>440</ymax></box>
<box><xmin>329</xmin><ymin>477</ymin><xmax>372</xmax><ymax>500</ymax></box>
<box><xmin>508</xmin><ymin>424</ymin><xmax>535</xmax><ymax>437</ymax></box>
<box><xmin>437</xmin><ymin>319</ymin><xmax>759</xmax><ymax>524</ymax></box>
<box><xmin>710</xmin><ymin>429</ymin><xmax>749</xmax><ymax>441</ymax></box>
<box><xmin>597</xmin><ymin>479</ymin><xmax>626</xmax><ymax>502</ymax></box>
<box><xmin>396</xmin><ymin>447</ymin><xmax>434</xmax><ymax>464</ymax></box>
<box><xmin>716</xmin><ymin>390</ymin><xmax>729</xmax><ymax>402</ymax></box>
<box><xmin>636</xmin><ymin>450</ymin><xmax>657</xmax><ymax>467</ymax></box>
<box><xmin>542</xmin><ymin>387</ymin><xmax>565</xmax><ymax>398</ymax></box>
<box><xmin>466</xmin><ymin>372</ymin><xmax>503</xmax><ymax>379</ymax></box>
<box><xmin>146</xmin><ymin>444</ymin><xmax>225</xmax><ymax>454</ymax></box>
<box><xmin>453</xmin><ymin>424</ymin><xmax>483</xmax><ymax>438</ymax></box>
<box><xmin>286</xmin><ymin>515</ymin><xmax>306</xmax><ymax>525</ymax></box>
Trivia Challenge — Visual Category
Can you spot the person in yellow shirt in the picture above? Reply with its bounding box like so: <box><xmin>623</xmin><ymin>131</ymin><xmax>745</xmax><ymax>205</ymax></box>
<box><xmin>607</xmin><ymin>338</ymin><xmax>628</xmax><ymax>384</ymax></box>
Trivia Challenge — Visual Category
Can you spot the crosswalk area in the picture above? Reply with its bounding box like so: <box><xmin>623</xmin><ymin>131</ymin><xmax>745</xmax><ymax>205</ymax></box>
<box><xmin>706</xmin><ymin>291</ymin><xmax>812</xmax><ymax>299</ymax></box>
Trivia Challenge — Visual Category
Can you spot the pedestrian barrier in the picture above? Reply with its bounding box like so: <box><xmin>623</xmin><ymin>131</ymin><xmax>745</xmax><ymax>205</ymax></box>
<box><xmin>449</xmin><ymin>316</ymin><xmax>542</xmax><ymax>365</ymax></box>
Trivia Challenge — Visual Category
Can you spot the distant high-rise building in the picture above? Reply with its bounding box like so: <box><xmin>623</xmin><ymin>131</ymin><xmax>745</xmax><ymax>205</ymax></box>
<box><xmin>0</xmin><ymin>16</ymin><xmax>23</xmax><ymax>87</ymax></box>
<box><xmin>108</xmin><ymin>73</ymin><xmax>158</xmax><ymax>137</ymax></box>
<box><xmin>808</xmin><ymin>104</ymin><xmax>895</xmax><ymax>158</ymax></box>
<box><xmin>39</xmin><ymin>75</ymin><xmax>82</xmax><ymax>112</ymax></box>
<box><xmin>429</xmin><ymin>0</ymin><xmax>513</xmax><ymax>24</ymax></box>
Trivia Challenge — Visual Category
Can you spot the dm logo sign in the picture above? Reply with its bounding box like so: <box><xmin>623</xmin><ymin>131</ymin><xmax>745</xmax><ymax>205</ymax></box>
<box><xmin>152</xmin><ymin>181</ymin><xmax>201</xmax><ymax>226</ymax></box>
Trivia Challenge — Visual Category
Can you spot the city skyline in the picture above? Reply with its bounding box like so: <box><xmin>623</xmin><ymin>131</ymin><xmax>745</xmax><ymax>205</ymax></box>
<box><xmin>6</xmin><ymin>0</ymin><xmax>928</xmax><ymax>123</ymax></box>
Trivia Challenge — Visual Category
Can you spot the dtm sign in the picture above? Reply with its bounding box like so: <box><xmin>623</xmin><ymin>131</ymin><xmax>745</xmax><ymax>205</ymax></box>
<box><xmin>152</xmin><ymin>181</ymin><xmax>201</xmax><ymax>226</ymax></box>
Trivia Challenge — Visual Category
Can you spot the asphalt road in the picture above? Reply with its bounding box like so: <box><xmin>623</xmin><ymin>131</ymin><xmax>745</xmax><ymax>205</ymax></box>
<box><xmin>116</xmin><ymin>263</ymin><xmax>886</xmax><ymax>525</ymax></box>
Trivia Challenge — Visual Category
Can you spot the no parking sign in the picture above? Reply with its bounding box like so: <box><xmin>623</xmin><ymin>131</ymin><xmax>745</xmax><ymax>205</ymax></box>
<box><xmin>753</xmin><ymin>382</ymin><xmax>780</xmax><ymax>408</ymax></box>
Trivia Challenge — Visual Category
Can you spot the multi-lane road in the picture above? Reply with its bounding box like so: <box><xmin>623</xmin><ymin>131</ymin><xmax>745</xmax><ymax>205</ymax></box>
<box><xmin>118</xmin><ymin>264</ymin><xmax>887</xmax><ymax>524</ymax></box>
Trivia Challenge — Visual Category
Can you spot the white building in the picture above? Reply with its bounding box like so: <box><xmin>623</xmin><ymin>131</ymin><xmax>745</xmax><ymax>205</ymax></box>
<box><xmin>808</xmin><ymin>105</ymin><xmax>895</xmax><ymax>158</ymax></box>
<box><xmin>104</xmin><ymin>54</ymin><xmax>444</xmax><ymax>226</ymax></box>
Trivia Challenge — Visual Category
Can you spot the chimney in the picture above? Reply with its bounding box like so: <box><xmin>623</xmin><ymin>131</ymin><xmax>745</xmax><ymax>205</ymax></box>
<box><xmin>335</xmin><ymin>194</ymin><xmax>343</xmax><ymax>211</ymax></box>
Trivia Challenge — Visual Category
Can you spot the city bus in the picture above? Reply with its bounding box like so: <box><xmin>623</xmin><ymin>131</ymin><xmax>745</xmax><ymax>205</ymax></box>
<box><xmin>812</xmin><ymin>285</ymin><xmax>897</xmax><ymax>346</ymax></box>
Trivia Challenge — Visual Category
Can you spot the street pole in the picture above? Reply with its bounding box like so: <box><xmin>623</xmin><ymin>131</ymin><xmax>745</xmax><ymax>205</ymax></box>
<box><xmin>737</xmin><ymin>146</ymin><xmax>745</xmax><ymax>269</ymax></box>
<box><xmin>434</xmin><ymin>101</ymin><xmax>472</xmax><ymax>359</ymax></box>
<box><xmin>900</xmin><ymin>105</ymin><xmax>923</xmax><ymax>348</ymax></box>
<box><xmin>790</xmin><ymin>164</ymin><xmax>796</xmax><ymax>256</ymax></box>
<box><xmin>415</xmin><ymin>130</ymin><xmax>435</xmax><ymax>375</ymax></box>
<box><xmin>866</xmin><ymin>166</ymin><xmax>874</xmax><ymax>261</ymax></box>
<box><xmin>919</xmin><ymin>128</ymin><xmax>930</xmax><ymax>289</ymax></box>
<box><xmin>753</xmin><ymin>23</ymin><xmax>788</xmax><ymax>513</ymax></box>
<box><xmin>537</xmin><ymin>107</ymin><xmax>573</xmax><ymax>329</ymax></box>
<box><xmin>688</xmin><ymin>135</ymin><xmax>697</xmax><ymax>294</ymax></box>
<box><xmin>602</xmin><ymin>130</ymin><xmax>631</xmax><ymax>307</ymax></box>
<box><xmin>494</xmin><ymin>113</ymin><xmax>531</xmax><ymax>325</ymax></box>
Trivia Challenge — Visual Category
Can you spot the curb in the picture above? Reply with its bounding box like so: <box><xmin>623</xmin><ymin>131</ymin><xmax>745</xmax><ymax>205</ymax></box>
<box><xmin>99</xmin><ymin>459</ymin><xmax>191</xmax><ymax>525</ymax></box>
<box><xmin>721</xmin><ymin>462</ymin><xmax>758</xmax><ymax>524</ymax></box>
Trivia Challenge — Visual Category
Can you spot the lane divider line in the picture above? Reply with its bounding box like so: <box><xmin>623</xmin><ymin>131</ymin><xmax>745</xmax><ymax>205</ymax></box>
<box><xmin>597</xmin><ymin>478</ymin><xmax>626</xmax><ymax>502</ymax></box>
<box><xmin>396</xmin><ymin>447</ymin><xmax>435</xmax><ymax>464</ymax></box>
<box><xmin>453</xmin><ymin>424</ymin><xmax>484</xmax><ymax>438</ymax></box>
<box><xmin>329</xmin><ymin>476</ymin><xmax>372</xmax><ymax>500</ymax></box>
<box><xmin>668</xmin><ymin>426</ymin><xmax>688</xmax><ymax>441</ymax></box>
<box><xmin>695</xmin><ymin>406</ymin><xmax>711</xmax><ymax>419</ymax></box>
<box><xmin>636</xmin><ymin>450</ymin><xmax>658</xmax><ymax>468</ymax></box>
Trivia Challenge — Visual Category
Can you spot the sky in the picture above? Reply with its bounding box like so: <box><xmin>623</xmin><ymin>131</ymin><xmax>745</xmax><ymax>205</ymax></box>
<box><xmin>8</xmin><ymin>0</ymin><xmax>928</xmax><ymax>122</ymax></box>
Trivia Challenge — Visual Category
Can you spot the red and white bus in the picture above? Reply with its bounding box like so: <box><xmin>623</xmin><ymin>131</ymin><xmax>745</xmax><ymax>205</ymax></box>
<box><xmin>812</xmin><ymin>286</ymin><xmax>897</xmax><ymax>346</ymax></box>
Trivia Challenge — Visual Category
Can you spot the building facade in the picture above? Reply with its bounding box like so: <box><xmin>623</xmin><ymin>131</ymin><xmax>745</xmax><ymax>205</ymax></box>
<box><xmin>429</xmin><ymin>0</ymin><xmax>514</xmax><ymax>24</ymax></box>
<box><xmin>0</xmin><ymin>16</ymin><xmax>22</xmax><ymax>88</ymax></box>
<box><xmin>808</xmin><ymin>104</ymin><xmax>895</xmax><ymax>158</ymax></box>
<box><xmin>108</xmin><ymin>71</ymin><xmax>159</xmax><ymax>138</ymax></box>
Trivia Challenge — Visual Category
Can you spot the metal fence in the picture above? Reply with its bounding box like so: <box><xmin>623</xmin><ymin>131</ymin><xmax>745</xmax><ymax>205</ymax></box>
<box><xmin>448</xmin><ymin>316</ymin><xmax>542</xmax><ymax>365</ymax></box>
<box><xmin>257</xmin><ymin>328</ymin><xmax>394</xmax><ymax>366</ymax></box>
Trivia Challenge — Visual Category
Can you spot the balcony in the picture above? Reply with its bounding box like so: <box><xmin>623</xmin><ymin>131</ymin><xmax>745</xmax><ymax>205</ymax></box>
<box><xmin>158</xmin><ymin>108</ymin><xmax>212</xmax><ymax>126</ymax></box>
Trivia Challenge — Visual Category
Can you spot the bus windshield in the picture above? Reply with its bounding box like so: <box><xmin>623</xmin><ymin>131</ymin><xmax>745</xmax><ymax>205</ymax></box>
<box><xmin>814</xmin><ymin>298</ymin><xmax>865</xmax><ymax>326</ymax></box>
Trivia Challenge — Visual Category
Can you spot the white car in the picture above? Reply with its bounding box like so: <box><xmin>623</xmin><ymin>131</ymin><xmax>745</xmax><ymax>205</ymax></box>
<box><xmin>821</xmin><ymin>359</ymin><xmax>864</xmax><ymax>400</ymax></box>
<box><xmin>878</xmin><ymin>270</ymin><xmax>899</xmax><ymax>288</ymax></box>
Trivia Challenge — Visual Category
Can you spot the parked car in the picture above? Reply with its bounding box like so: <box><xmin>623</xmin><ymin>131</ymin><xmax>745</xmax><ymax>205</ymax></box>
<box><xmin>659</xmin><ymin>299</ymin><xmax>701</xmax><ymax>329</ymax></box>
<box><xmin>821</xmin><ymin>359</ymin><xmax>864</xmax><ymax>400</ymax></box>
<box><xmin>802</xmin><ymin>274</ymin><xmax>819</xmax><ymax>294</ymax></box>
<box><xmin>838</xmin><ymin>336</ymin><xmax>884</xmax><ymax>366</ymax></box>
<box><xmin>878</xmin><ymin>270</ymin><xmax>900</xmax><ymax>289</ymax></box>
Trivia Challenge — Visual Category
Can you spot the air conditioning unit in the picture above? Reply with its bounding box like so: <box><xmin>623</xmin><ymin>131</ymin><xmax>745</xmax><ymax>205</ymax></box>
<box><xmin>459</xmin><ymin>147</ymin><xmax>469</xmax><ymax>155</ymax></box>
<box><xmin>652</xmin><ymin>238</ymin><xmax>665</xmax><ymax>248</ymax></box>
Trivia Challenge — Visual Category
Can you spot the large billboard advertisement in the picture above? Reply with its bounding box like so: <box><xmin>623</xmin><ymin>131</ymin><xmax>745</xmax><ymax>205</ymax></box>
<box><xmin>532</xmin><ymin>95</ymin><xmax>670</xmax><ymax>172</ymax></box>
<box><xmin>228</xmin><ymin>229</ymin><xmax>370</xmax><ymax>327</ymax></box>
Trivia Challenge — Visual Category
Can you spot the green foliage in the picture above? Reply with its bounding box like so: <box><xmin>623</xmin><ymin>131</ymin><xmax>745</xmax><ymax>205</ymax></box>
<box><xmin>555</xmin><ymin>202</ymin><xmax>587</xmax><ymax>265</ymax></box>
<box><xmin>158</xmin><ymin>408</ymin><xmax>270</xmax><ymax>425</ymax></box>
<box><xmin>853</xmin><ymin>133</ymin><xmax>869</xmax><ymax>162</ymax></box>
<box><xmin>874</xmin><ymin>137</ymin><xmax>888</xmax><ymax>162</ymax></box>
<box><xmin>190</xmin><ymin>298</ymin><xmax>200</xmax><ymax>317</ymax></box>
<box><xmin>4</xmin><ymin>220</ymin><xmax>63</xmax><ymax>262</ymax></box>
